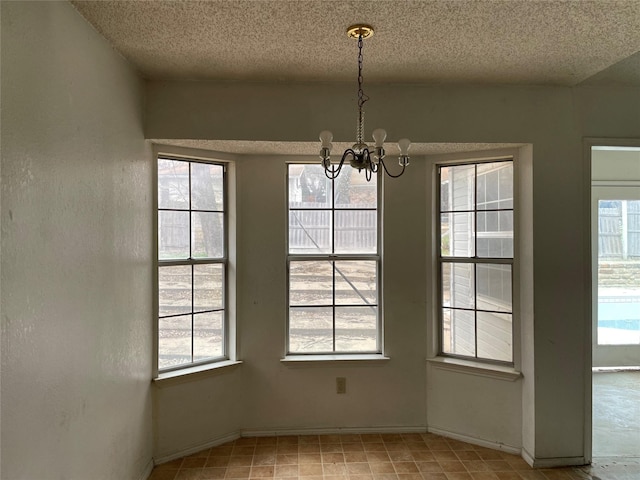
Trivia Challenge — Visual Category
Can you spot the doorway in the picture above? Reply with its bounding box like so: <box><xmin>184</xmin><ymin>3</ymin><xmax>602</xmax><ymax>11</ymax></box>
<box><xmin>591</xmin><ymin>146</ymin><xmax>640</xmax><ymax>459</ymax></box>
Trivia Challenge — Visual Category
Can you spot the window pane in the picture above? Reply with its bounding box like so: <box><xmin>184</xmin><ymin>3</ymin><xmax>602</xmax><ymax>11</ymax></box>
<box><xmin>441</xmin><ymin>262</ymin><xmax>475</xmax><ymax>309</ymax></box>
<box><xmin>441</xmin><ymin>164</ymin><xmax>474</xmax><ymax>211</ymax></box>
<box><xmin>289</xmin><ymin>307</ymin><xmax>333</xmax><ymax>353</ymax></box>
<box><xmin>159</xmin><ymin>265</ymin><xmax>191</xmax><ymax>317</ymax></box>
<box><xmin>477</xmin><ymin>211</ymin><xmax>513</xmax><ymax>258</ymax></box>
<box><xmin>442</xmin><ymin>308</ymin><xmax>475</xmax><ymax>357</ymax></box>
<box><xmin>191</xmin><ymin>162</ymin><xmax>224</xmax><ymax>211</ymax></box>
<box><xmin>597</xmin><ymin>199</ymin><xmax>640</xmax><ymax>346</ymax></box>
<box><xmin>158</xmin><ymin>159</ymin><xmax>189</xmax><ymax>209</ymax></box>
<box><xmin>476</xmin><ymin>264</ymin><xmax>512</xmax><ymax>312</ymax></box>
<box><xmin>159</xmin><ymin>314</ymin><xmax>192</xmax><ymax>370</ymax></box>
<box><xmin>288</xmin><ymin>164</ymin><xmax>331</xmax><ymax>209</ymax></box>
<box><xmin>289</xmin><ymin>210</ymin><xmax>331</xmax><ymax>254</ymax></box>
<box><xmin>159</xmin><ymin>210</ymin><xmax>190</xmax><ymax>259</ymax></box>
<box><xmin>477</xmin><ymin>311</ymin><xmax>512</xmax><ymax>362</ymax></box>
<box><xmin>192</xmin><ymin>212</ymin><xmax>224</xmax><ymax>258</ymax></box>
<box><xmin>194</xmin><ymin>264</ymin><xmax>224</xmax><ymax>312</ymax></box>
<box><xmin>193</xmin><ymin>311</ymin><xmax>223</xmax><ymax>361</ymax></box>
<box><xmin>335</xmin><ymin>306</ymin><xmax>377</xmax><ymax>352</ymax></box>
<box><xmin>439</xmin><ymin>159</ymin><xmax>513</xmax><ymax>364</ymax></box>
<box><xmin>289</xmin><ymin>261</ymin><xmax>333</xmax><ymax>306</ymax></box>
<box><xmin>477</xmin><ymin>162</ymin><xmax>513</xmax><ymax>210</ymax></box>
<box><xmin>334</xmin><ymin>165</ymin><xmax>377</xmax><ymax>209</ymax></box>
<box><xmin>335</xmin><ymin>261</ymin><xmax>377</xmax><ymax>305</ymax></box>
<box><xmin>335</xmin><ymin>210</ymin><xmax>377</xmax><ymax>253</ymax></box>
<box><xmin>287</xmin><ymin>162</ymin><xmax>379</xmax><ymax>355</ymax></box>
<box><xmin>158</xmin><ymin>157</ymin><xmax>227</xmax><ymax>372</ymax></box>
<box><xmin>443</xmin><ymin>212</ymin><xmax>475</xmax><ymax>257</ymax></box>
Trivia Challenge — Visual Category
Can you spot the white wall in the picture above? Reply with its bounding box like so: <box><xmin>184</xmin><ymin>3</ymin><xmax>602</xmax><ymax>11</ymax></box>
<box><xmin>238</xmin><ymin>154</ymin><xmax>429</xmax><ymax>432</ymax></box>
<box><xmin>1</xmin><ymin>2</ymin><xmax>153</xmax><ymax>479</ymax></box>
<box><xmin>146</xmin><ymin>79</ymin><xmax>639</xmax><ymax>464</ymax></box>
<box><xmin>5</xmin><ymin>2</ymin><xmax>637</xmax><ymax>469</ymax></box>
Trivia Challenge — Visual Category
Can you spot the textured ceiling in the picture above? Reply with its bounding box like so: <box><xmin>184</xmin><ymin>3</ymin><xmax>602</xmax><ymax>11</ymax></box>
<box><xmin>72</xmin><ymin>0</ymin><xmax>640</xmax><ymax>86</ymax></box>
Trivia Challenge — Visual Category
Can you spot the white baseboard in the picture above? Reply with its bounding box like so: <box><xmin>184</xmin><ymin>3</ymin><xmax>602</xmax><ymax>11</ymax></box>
<box><xmin>139</xmin><ymin>458</ymin><xmax>154</xmax><ymax>480</ymax></box>
<box><xmin>153</xmin><ymin>426</ymin><xmax>428</xmax><ymax>465</ymax></box>
<box><xmin>154</xmin><ymin>430</ymin><xmax>241</xmax><ymax>465</ymax></box>
<box><xmin>521</xmin><ymin>447</ymin><xmax>535</xmax><ymax>467</ymax></box>
<box><xmin>592</xmin><ymin>366</ymin><xmax>640</xmax><ymax>372</ymax></box>
<box><xmin>151</xmin><ymin>426</ymin><xmax>591</xmax><ymax>471</ymax></box>
<box><xmin>427</xmin><ymin>426</ymin><xmax>521</xmax><ymax>455</ymax></box>
<box><xmin>522</xmin><ymin>448</ymin><xmax>587</xmax><ymax>468</ymax></box>
<box><xmin>242</xmin><ymin>425</ymin><xmax>428</xmax><ymax>437</ymax></box>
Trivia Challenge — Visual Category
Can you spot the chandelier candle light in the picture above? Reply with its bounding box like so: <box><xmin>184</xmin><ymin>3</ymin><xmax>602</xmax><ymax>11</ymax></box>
<box><xmin>320</xmin><ymin>24</ymin><xmax>410</xmax><ymax>181</ymax></box>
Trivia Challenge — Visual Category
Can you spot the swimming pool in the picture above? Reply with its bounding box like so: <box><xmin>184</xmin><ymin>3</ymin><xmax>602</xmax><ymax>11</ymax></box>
<box><xmin>597</xmin><ymin>301</ymin><xmax>640</xmax><ymax>345</ymax></box>
<box><xmin>598</xmin><ymin>319</ymin><xmax>640</xmax><ymax>331</ymax></box>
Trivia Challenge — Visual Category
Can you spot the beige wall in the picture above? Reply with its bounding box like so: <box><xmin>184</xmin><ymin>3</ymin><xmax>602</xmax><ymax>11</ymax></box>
<box><xmin>1</xmin><ymin>2</ymin><xmax>153</xmax><ymax>479</ymax></box>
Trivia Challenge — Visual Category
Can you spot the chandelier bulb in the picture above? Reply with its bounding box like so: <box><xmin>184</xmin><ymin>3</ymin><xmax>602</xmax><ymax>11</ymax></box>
<box><xmin>319</xmin><ymin>130</ymin><xmax>333</xmax><ymax>149</ymax></box>
<box><xmin>398</xmin><ymin>138</ymin><xmax>411</xmax><ymax>156</ymax></box>
<box><xmin>372</xmin><ymin>128</ymin><xmax>387</xmax><ymax>148</ymax></box>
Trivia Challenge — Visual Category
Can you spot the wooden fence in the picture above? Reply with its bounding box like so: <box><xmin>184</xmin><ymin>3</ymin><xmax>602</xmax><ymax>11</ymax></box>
<box><xmin>599</xmin><ymin>200</ymin><xmax>640</xmax><ymax>259</ymax></box>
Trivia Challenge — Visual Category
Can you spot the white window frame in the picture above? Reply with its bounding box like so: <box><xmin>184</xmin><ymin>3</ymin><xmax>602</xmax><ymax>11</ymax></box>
<box><xmin>436</xmin><ymin>156</ymin><xmax>516</xmax><ymax>366</ymax></box>
<box><xmin>285</xmin><ymin>162</ymin><xmax>383</xmax><ymax>356</ymax></box>
<box><xmin>154</xmin><ymin>149</ymin><xmax>236</xmax><ymax>379</ymax></box>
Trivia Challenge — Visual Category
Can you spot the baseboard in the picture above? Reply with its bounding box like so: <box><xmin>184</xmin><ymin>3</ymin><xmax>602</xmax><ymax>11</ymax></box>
<box><xmin>592</xmin><ymin>366</ymin><xmax>640</xmax><ymax>372</ymax></box>
<box><xmin>139</xmin><ymin>458</ymin><xmax>154</xmax><ymax>480</ymax></box>
<box><xmin>522</xmin><ymin>448</ymin><xmax>587</xmax><ymax>468</ymax></box>
<box><xmin>427</xmin><ymin>426</ymin><xmax>521</xmax><ymax>455</ymax></box>
<box><xmin>593</xmin><ymin>456</ymin><xmax>640</xmax><ymax>465</ymax></box>
<box><xmin>521</xmin><ymin>447</ymin><xmax>535</xmax><ymax>467</ymax></box>
<box><xmin>242</xmin><ymin>425</ymin><xmax>428</xmax><ymax>437</ymax></box>
<box><xmin>154</xmin><ymin>430</ymin><xmax>241</xmax><ymax>465</ymax></box>
<box><xmin>153</xmin><ymin>426</ymin><xmax>428</xmax><ymax>465</ymax></box>
<box><xmin>155</xmin><ymin>425</ymin><xmax>531</xmax><ymax>467</ymax></box>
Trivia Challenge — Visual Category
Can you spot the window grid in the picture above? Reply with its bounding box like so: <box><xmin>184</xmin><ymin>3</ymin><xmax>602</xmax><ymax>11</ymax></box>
<box><xmin>438</xmin><ymin>159</ymin><xmax>514</xmax><ymax>365</ymax></box>
<box><xmin>287</xmin><ymin>164</ymin><xmax>381</xmax><ymax>355</ymax></box>
<box><xmin>157</xmin><ymin>157</ymin><xmax>227</xmax><ymax>372</ymax></box>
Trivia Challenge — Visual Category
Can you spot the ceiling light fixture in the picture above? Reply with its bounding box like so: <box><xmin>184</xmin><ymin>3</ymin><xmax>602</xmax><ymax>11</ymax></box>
<box><xmin>320</xmin><ymin>24</ymin><xmax>410</xmax><ymax>181</ymax></box>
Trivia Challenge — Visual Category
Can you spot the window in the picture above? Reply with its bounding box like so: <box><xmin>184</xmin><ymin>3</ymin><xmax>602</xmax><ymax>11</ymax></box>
<box><xmin>157</xmin><ymin>157</ymin><xmax>227</xmax><ymax>371</ymax></box>
<box><xmin>287</xmin><ymin>164</ymin><xmax>380</xmax><ymax>354</ymax></box>
<box><xmin>438</xmin><ymin>159</ymin><xmax>514</xmax><ymax>363</ymax></box>
<box><xmin>594</xmin><ymin>191</ymin><xmax>640</xmax><ymax>346</ymax></box>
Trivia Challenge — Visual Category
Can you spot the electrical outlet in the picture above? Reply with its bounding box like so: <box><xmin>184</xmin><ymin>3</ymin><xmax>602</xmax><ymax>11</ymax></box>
<box><xmin>336</xmin><ymin>377</ymin><xmax>346</xmax><ymax>394</ymax></box>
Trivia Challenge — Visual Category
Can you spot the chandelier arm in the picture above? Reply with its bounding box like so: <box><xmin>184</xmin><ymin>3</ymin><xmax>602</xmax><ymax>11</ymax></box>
<box><xmin>323</xmin><ymin>159</ymin><xmax>343</xmax><ymax>179</ymax></box>
<box><xmin>379</xmin><ymin>158</ymin><xmax>407</xmax><ymax>178</ymax></box>
<box><xmin>342</xmin><ymin>149</ymin><xmax>357</xmax><ymax>164</ymax></box>
<box><xmin>324</xmin><ymin>166</ymin><xmax>340</xmax><ymax>180</ymax></box>
<box><xmin>324</xmin><ymin>149</ymin><xmax>357</xmax><ymax>179</ymax></box>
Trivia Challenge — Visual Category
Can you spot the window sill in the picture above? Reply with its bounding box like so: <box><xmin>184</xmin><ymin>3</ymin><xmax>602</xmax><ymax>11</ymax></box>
<box><xmin>427</xmin><ymin>356</ymin><xmax>521</xmax><ymax>382</ymax></box>
<box><xmin>154</xmin><ymin>360</ymin><xmax>242</xmax><ymax>387</ymax></box>
<box><xmin>281</xmin><ymin>354</ymin><xmax>390</xmax><ymax>366</ymax></box>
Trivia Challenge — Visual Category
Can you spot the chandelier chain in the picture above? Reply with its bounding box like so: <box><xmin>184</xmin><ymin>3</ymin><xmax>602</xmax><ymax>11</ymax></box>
<box><xmin>356</xmin><ymin>34</ymin><xmax>369</xmax><ymax>145</ymax></box>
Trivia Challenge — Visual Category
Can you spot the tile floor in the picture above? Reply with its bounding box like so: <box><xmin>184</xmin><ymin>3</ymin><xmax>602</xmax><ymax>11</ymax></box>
<box><xmin>148</xmin><ymin>433</ymin><xmax>640</xmax><ymax>480</ymax></box>
<box><xmin>593</xmin><ymin>371</ymin><xmax>640</xmax><ymax>458</ymax></box>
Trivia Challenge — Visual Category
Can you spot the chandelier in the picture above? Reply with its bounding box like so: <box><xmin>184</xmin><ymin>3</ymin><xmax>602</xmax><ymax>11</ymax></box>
<box><xmin>320</xmin><ymin>24</ymin><xmax>411</xmax><ymax>181</ymax></box>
